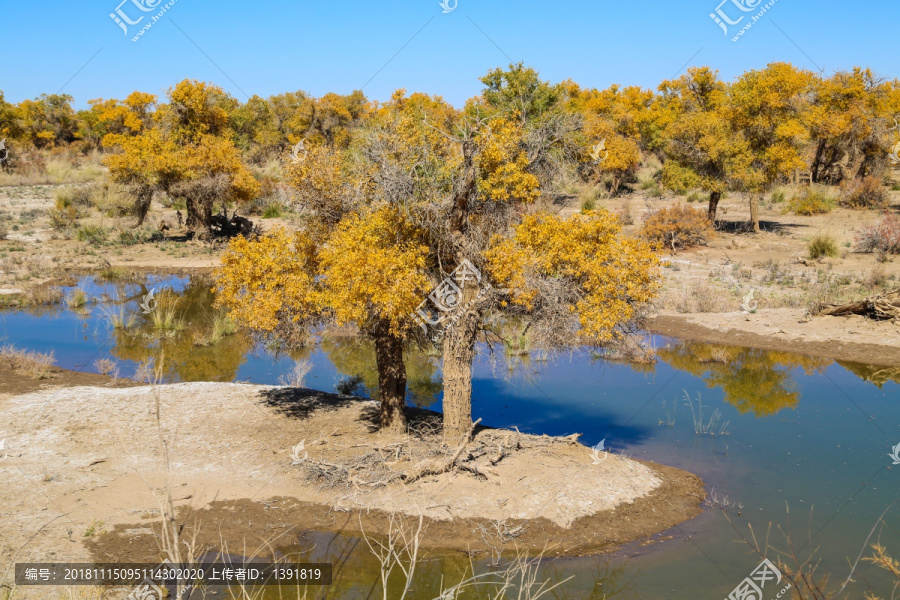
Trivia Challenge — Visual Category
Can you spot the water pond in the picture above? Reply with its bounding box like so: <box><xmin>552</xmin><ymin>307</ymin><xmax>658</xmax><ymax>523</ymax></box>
<box><xmin>2</xmin><ymin>274</ymin><xmax>898</xmax><ymax>599</ymax></box>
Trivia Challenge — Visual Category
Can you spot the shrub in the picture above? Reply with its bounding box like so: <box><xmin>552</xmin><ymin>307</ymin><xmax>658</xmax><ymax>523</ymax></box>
<box><xmin>90</xmin><ymin>182</ymin><xmax>133</xmax><ymax>216</ymax></box>
<box><xmin>641</xmin><ymin>204</ymin><xmax>714</xmax><ymax>251</ymax></box>
<box><xmin>581</xmin><ymin>197</ymin><xmax>596</xmax><ymax>212</ymax></box>
<box><xmin>770</xmin><ymin>189</ymin><xmax>786</xmax><ymax>204</ymax></box>
<box><xmin>94</xmin><ymin>358</ymin><xmax>119</xmax><ymax>378</ymax></box>
<box><xmin>279</xmin><ymin>359</ymin><xmax>313</xmax><ymax>388</ymax></box>
<box><xmin>0</xmin><ymin>344</ymin><xmax>55</xmax><ymax>379</ymax></box>
<box><xmin>117</xmin><ymin>226</ymin><xmax>159</xmax><ymax>245</ymax></box>
<box><xmin>48</xmin><ymin>198</ymin><xmax>78</xmax><ymax>231</ymax></box>
<box><xmin>336</xmin><ymin>375</ymin><xmax>366</xmax><ymax>396</ymax></box>
<box><xmin>55</xmin><ymin>185</ymin><xmax>94</xmax><ymax>208</ymax></box>
<box><xmin>262</xmin><ymin>203</ymin><xmax>283</xmax><ymax>219</ymax></box>
<box><xmin>76</xmin><ymin>224</ymin><xmax>108</xmax><ymax>244</ymax></box>
<box><xmin>686</xmin><ymin>191</ymin><xmax>703</xmax><ymax>204</ymax></box>
<box><xmin>617</xmin><ymin>199</ymin><xmax>634</xmax><ymax>225</ymax></box>
<box><xmin>786</xmin><ymin>187</ymin><xmax>835</xmax><ymax>215</ymax></box>
<box><xmin>839</xmin><ymin>176</ymin><xmax>889</xmax><ymax>209</ymax></box>
<box><xmin>807</xmin><ymin>233</ymin><xmax>839</xmax><ymax>259</ymax></box>
<box><xmin>856</xmin><ymin>212</ymin><xmax>900</xmax><ymax>255</ymax></box>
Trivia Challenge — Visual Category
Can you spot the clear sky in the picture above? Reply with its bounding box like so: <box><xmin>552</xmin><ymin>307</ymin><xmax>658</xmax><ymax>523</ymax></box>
<box><xmin>1</xmin><ymin>0</ymin><xmax>898</xmax><ymax>108</ymax></box>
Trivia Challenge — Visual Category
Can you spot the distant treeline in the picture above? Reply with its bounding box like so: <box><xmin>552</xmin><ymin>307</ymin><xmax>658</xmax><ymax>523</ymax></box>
<box><xmin>1</xmin><ymin>62</ymin><xmax>898</xmax><ymax>229</ymax></box>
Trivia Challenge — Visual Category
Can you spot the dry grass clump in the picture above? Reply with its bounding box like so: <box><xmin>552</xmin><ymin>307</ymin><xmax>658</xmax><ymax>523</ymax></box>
<box><xmin>640</xmin><ymin>204</ymin><xmax>714</xmax><ymax>252</ymax></box>
<box><xmin>0</xmin><ymin>344</ymin><xmax>55</xmax><ymax>379</ymax></box>
<box><xmin>839</xmin><ymin>175</ymin><xmax>889</xmax><ymax>209</ymax></box>
<box><xmin>807</xmin><ymin>232</ymin><xmax>840</xmax><ymax>259</ymax></box>
<box><xmin>674</xmin><ymin>278</ymin><xmax>729</xmax><ymax>313</ymax></box>
<box><xmin>93</xmin><ymin>358</ymin><xmax>119</xmax><ymax>379</ymax></box>
<box><xmin>279</xmin><ymin>358</ymin><xmax>313</xmax><ymax>387</ymax></box>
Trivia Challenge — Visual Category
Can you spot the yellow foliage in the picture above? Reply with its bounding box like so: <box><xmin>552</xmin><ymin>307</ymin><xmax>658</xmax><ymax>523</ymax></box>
<box><xmin>318</xmin><ymin>205</ymin><xmax>431</xmax><ymax>336</ymax></box>
<box><xmin>284</xmin><ymin>143</ymin><xmax>347</xmax><ymax>225</ymax></box>
<box><xmin>159</xmin><ymin>79</ymin><xmax>232</xmax><ymax>142</ymax></box>
<box><xmin>214</xmin><ymin>206</ymin><xmax>429</xmax><ymax>339</ymax></box>
<box><xmin>476</xmin><ymin>118</ymin><xmax>540</xmax><ymax>203</ymax></box>
<box><xmin>214</xmin><ymin>228</ymin><xmax>320</xmax><ymax>332</ymax></box>
<box><xmin>640</xmin><ymin>204</ymin><xmax>715</xmax><ymax>250</ymax></box>
<box><xmin>485</xmin><ymin>210</ymin><xmax>659</xmax><ymax>343</ymax></box>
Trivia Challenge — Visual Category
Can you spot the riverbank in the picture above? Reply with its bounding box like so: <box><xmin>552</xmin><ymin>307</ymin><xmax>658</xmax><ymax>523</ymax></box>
<box><xmin>0</xmin><ymin>371</ymin><xmax>705</xmax><ymax>594</ymax></box>
<box><xmin>648</xmin><ymin>307</ymin><xmax>900</xmax><ymax>367</ymax></box>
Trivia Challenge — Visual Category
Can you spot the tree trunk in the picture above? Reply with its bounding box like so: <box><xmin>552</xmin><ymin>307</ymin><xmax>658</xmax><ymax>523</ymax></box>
<box><xmin>441</xmin><ymin>298</ymin><xmax>480</xmax><ymax>444</ymax></box>
<box><xmin>749</xmin><ymin>193</ymin><xmax>760</xmax><ymax>232</ymax></box>
<box><xmin>373</xmin><ymin>320</ymin><xmax>407</xmax><ymax>434</ymax></box>
<box><xmin>132</xmin><ymin>187</ymin><xmax>154</xmax><ymax>227</ymax></box>
<box><xmin>811</xmin><ymin>140</ymin><xmax>826</xmax><ymax>183</ymax></box>
<box><xmin>707</xmin><ymin>191</ymin><xmax>721</xmax><ymax>222</ymax></box>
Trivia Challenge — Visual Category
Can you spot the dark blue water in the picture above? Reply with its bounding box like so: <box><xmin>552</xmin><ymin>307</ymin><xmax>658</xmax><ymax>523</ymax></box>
<box><xmin>2</xmin><ymin>274</ymin><xmax>899</xmax><ymax>599</ymax></box>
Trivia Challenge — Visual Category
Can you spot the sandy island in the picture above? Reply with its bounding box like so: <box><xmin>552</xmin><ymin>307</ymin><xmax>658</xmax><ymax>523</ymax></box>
<box><xmin>0</xmin><ymin>373</ymin><xmax>704</xmax><ymax>595</ymax></box>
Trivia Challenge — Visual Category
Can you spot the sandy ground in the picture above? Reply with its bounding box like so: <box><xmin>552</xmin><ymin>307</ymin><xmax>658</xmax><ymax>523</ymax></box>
<box><xmin>0</xmin><ymin>377</ymin><xmax>704</xmax><ymax>597</ymax></box>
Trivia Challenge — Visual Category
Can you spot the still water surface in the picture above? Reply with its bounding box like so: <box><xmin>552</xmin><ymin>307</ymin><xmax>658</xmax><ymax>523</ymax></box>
<box><xmin>1</xmin><ymin>274</ymin><xmax>898</xmax><ymax>599</ymax></box>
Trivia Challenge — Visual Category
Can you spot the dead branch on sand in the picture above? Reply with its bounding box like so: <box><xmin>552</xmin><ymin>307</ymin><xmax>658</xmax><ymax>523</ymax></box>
<box><xmin>814</xmin><ymin>289</ymin><xmax>900</xmax><ymax>320</ymax></box>
<box><xmin>296</xmin><ymin>418</ymin><xmax>578</xmax><ymax>491</ymax></box>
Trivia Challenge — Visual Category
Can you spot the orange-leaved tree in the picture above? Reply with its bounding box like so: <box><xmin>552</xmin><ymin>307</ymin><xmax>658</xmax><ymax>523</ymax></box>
<box><xmin>392</xmin><ymin>66</ymin><xmax>661</xmax><ymax>442</ymax></box>
<box><xmin>806</xmin><ymin>68</ymin><xmax>899</xmax><ymax>183</ymax></box>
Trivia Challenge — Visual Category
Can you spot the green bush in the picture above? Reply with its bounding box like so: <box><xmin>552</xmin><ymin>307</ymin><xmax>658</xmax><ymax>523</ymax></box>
<box><xmin>76</xmin><ymin>224</ymin><xmax>108</xmax><ymax>244</ymax></box>
<box><xmin>770</xmin><ymin>189</ymin><xmax>786</xmax><ymax>204</ymax></box>
<box><xmin>647</xmin><ymin>184</ymin><xmax>664</xmax><ymax>199</ymax></box>
<box><xmin>808</xmin><ymin>233</ymin><xmax>839</xmax><ymax>259</ymax></box>
<box><xmin>262</xmin><ymin>203</ymin><xmax>283</xmax><ymax>219</ymax></box>
<box><xmin>786</xmin><ymin>187</ymin><xmax>835</xmax><ymax>215</ymax></box>
<box><xmin>686</xmin><ymin>191</ymin><xmax>703</xmax><ymax>204</ymax></box>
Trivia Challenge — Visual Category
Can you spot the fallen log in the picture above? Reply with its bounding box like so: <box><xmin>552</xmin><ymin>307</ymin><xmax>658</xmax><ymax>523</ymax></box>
<box><xmin>816</xmin><ymin>289</ymin><xmax>900</xmax><ymax>320</ymax></box>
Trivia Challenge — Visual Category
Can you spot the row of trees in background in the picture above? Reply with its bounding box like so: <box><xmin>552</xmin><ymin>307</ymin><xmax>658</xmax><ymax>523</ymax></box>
<box><xmin>2</xmin><ymin>62</ymin><xmax>900</xmax><ymax>232</ymax></box>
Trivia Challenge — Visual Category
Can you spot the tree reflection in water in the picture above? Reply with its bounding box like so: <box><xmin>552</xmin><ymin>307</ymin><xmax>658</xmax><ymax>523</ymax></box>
<box><xmin>321</xmin><ymin>335</ymin><xmax>442</xmax><ymax>407</ymax></box>
<box><xmin>658</xmin><ymin>340</ymin><xmax>831</xmax><ymax>416</ymax></box>
<box><xmin>110</xmin><ymin>277</ymin><xmax>253</xmax><ymax>382</ymax></box>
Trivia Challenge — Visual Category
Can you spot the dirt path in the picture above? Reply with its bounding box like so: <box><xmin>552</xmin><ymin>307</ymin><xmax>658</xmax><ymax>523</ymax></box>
<box><xmin>0</xmin><ymin>376</ymin><xmax>704</xmax><ymax>597</ymax></box>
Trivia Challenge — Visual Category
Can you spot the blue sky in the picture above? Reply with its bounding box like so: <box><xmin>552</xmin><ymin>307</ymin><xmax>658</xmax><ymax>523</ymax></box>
<box><xmin>1</xmin><ymin>0</ymin><xmax>898</xmax><ymax>108</ymax></box>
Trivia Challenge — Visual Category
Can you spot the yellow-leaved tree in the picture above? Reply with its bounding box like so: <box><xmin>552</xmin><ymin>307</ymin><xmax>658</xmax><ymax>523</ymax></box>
<box><xmin>806</xmin><ymin>68</ymin><xmax>898</xmax><ymax>183</ymax></box>
<box><xmin>214</xmin><ymin>66</ymin><xmax>662</xmax><ymax>442</ymax></box>
<box><xmin>484</xmin><ymin>211</ymin><xmax>659</xmax><ymax>345</ymax></box>
<box><xmin>655</xmin><ymin>67</ymin><xmax>744</xmax><ymax>220</ymax></box>
<box><xmin>104</xmin><ymin>80</ymin><xmax>259</xmax><ymax>232</ymax></box>
<box><xmin>726</xmin><ymin>63</ymin><xmax>814</xmax><ymax>230</ymax></box>
<box><xmin>214</xmin><ymin>205</ymin><xmax>430</xmax><ymax>432</ymax></box>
